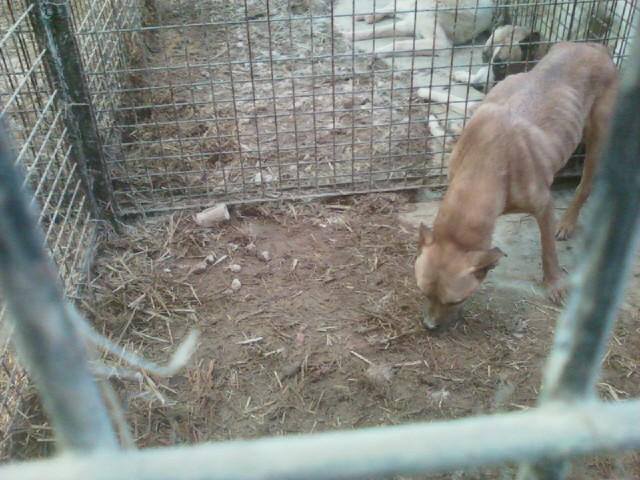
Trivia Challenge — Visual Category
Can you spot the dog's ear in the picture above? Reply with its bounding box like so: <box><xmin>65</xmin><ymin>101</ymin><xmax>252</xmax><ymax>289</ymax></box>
<box><xmin>482</xmin><ymin>42</ymin><xmax>494</xmax><ymax>63</ymax></box>
<box><xmin>482</xmin><ymin>31</ymin><xmax>499</xmax><ymax>63</ymax></box>
<box><xmin>418</xmin><ymin>223</ymin><xmax>434</xmax><ymax>249</ymax></box>
<box><xmin>519</xmin><ymin>31</ymin><xmax>542</xmax><ymax>61</ymax></box>
<box><xmin>471</xmin><ymin>247</ymin><xmax>506</xmax><ymax>279</ymax></box>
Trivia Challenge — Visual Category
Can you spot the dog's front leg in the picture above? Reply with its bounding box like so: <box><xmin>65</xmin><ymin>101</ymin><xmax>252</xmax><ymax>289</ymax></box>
<box><xmin>469</xmin><ymin>66</ymin><xmax>494</xmax><ymax>89</ymax></box>
<box><xmin>536</xmin><ymin>200</ymin><xmax>566</xmax><ymax>304</ymax></box>
<box><xmin>355</xmin><ymin>3</ymin><xmax>396</xmax><ymax>24</ymax></box>
<box><xmin>452</xmin><ymin>70</ymin><xmax>472</xmax><ymax>83</ymax></box>
<box><xmin>453</xmin><ymin>66</ymin><xmax>494</xmax><ymax>90</ymax></box>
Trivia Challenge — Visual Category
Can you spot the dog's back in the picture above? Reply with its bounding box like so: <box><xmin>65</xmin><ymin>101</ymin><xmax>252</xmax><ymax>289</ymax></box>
<box><xmin>456</xmin><ymin>43</ymin><xmax>617</xmax><ymax>181</ymax></box>
<box><xmin>482</xmin><ymin>42</ymin><xmax>616</xmax><ymax>122</ymax></box>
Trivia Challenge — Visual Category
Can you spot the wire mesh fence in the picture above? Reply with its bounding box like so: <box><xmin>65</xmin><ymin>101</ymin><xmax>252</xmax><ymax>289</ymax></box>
<box><xmin>0</xmin><ymin>18</ymin><xmax>639</xmax><ymax>477</ymax></box>
<box><xmin>70</xmin><ymin>0</ymin><xmax>638</xmax><ymax>214</ymax></box>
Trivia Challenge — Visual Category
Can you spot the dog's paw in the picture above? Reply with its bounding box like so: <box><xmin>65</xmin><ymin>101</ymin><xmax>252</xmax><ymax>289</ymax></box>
<box><xmin>416</xmin><ymin>87</ymin><xmax>430</xmax><ymax>99</ymax></box>
<box><xmin>452</xmin><ymin>70</ymin><xmax>471</xmax><ymax>83</ymax></box>
<box><xmin>555</xmin><ymin>220</ymin><xmax>577</xmax><ymax>241</ymax></box>
<box><xmin>545</xmin><ymin>278</ymin><xmax>567</xmax><ymax>305</ymax></box>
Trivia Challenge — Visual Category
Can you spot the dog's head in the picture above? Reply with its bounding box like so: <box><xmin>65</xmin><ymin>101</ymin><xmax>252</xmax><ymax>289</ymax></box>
<box><xmin>414</xmin><ymin>224</ymin><xmax>505</xmax><ymax>330</ymax></box>
<box><xmin>475</xmin><ymin>25</ymin><xmax>548</xmax><ymax>91</ymax></box>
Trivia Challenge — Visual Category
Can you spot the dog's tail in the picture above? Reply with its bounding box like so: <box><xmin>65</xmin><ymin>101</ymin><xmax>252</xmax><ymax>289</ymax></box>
<box><xmin>417</xmin><ymin>87</ymin><xmax>480</xmax><ymax>117</ymax></box>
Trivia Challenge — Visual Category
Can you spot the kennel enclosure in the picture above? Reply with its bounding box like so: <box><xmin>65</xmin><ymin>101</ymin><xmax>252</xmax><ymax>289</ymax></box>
<box><xmin>0</xmin><ymin>0</ymin><xmax>639</xmax><ymax>468</ymax></box>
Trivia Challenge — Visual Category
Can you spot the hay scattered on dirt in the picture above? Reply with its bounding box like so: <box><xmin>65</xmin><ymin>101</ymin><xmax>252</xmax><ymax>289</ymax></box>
<box><xmin>85</xmin><ymin>193</ymin><xmax>640</xmax><ymax>479</ymax></box>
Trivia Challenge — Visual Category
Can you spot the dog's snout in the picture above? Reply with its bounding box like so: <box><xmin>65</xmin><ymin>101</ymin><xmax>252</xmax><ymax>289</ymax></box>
<box><xmin>422</xmin><ymin>304</ymin><xmax>439</xmax><ymax>330</ymax></box>
<box><xmin>471</xmin><ymin>81</ymin><xmax>489</xmax><ymax>93</ymax></box>
<box><xmin>421</xmin><ymin>301</ymin><xmax>461</xmax><ymax>331</ymax></box>
<box><xmin>492</xmin><ymin>61</ymin><xmax>508</xmax><ymax>82</ymax></box>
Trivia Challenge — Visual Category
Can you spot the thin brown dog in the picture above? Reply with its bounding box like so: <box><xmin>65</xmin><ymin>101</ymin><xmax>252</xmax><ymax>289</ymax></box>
<box><xmin>415</xmin><ymin>42</ymin><xmax>619</xmax><ymax>330</ymax></box>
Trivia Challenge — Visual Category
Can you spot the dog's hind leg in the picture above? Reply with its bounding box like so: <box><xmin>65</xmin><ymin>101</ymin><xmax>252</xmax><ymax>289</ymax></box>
<box><xmin>373</xmin><ymin>18</ymin><xmax>451</xmax><ymax>54</ymax></box>
<box><xmin>355</xmin><ymin>2</ymin><xmax>396</xmax><ymax>23</ymax></box>
<box><xmin>536</xmin><ymin>199</ymin><xmax>566</xmax><ymax>304</ymax></box>
<box><xmin>348</xmin><ymin>20</ymin><xmax>416</xmax><ymax>41</ymax></box>
<box><xmin>555</xmin><ymin>84</ymin><xmax>618</xmax><ymax>240</ymax></box>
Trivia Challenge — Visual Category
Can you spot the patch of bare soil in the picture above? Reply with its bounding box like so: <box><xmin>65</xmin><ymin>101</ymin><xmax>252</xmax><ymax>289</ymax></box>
<box><xmin>86</xmin><ymin>193</ymin><xmax>640</xmax><ymax>479</ymax></box>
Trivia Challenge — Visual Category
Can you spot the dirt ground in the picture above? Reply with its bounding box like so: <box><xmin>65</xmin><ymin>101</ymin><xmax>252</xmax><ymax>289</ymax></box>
<box><xmin>85</xmin><ymin>190</ymin><xmax>640</xmax><ymax>479</ymax></box>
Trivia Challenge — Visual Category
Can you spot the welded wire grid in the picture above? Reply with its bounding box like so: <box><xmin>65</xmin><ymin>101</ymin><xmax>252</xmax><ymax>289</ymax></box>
<box><xmin>75</xmin><ymin>0</ymin><xmax>638</xmax><ymax>214</ymax></box>
<box><xmin>78</xmin><ymin>0</ymin><xmax>493</xmax><ymax>214</ymax></box>
<box><xmin>0</xmin><ymin>0</ymin><xmax>96</xmax><ymax>460</ymax></box>
<box><xmin>69</xmin><ymin>0</ymin><xmax>142</xmax><ymax>167</ymax></box>
<box><xmin>526</xmin><ymin>0</ymin><xmax>638</xmax><ymax>56</ymax></box>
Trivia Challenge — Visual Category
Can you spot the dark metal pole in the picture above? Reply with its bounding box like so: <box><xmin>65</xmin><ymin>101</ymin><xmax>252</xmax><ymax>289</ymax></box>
<box><xmin>29</xmin><ymin>0</ymin><xmax>118</xmax><ymax>225</ymax></box>
<box><xmin>517</xmin><ymin>33</ymin><xmax>640</xmax><ymax>479</ymax></box>
<box><xmin>0</xmin><ymin>122</ymin><xmax>118</xmax><ymax>452</ymax></box>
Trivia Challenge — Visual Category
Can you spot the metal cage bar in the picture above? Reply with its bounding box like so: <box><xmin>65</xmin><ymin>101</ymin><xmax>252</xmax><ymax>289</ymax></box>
<box><xmin>0</xmin><ymin>121</ymin><xmax>118</xmax><ymax>452</ymax></box>
<box><xmin>0</xmin><ymin>400</ymin><xmax>639</xmax><ymax>479</ymax></box>
<box><xmin>0</xmin><ymin>0</ymin><xmax>100</xmax><ymax>459</ymax></box>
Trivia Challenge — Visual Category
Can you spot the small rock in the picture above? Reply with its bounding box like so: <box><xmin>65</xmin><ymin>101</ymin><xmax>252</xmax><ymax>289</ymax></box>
<box><xmin>429</xmin><ymin>388</ymin><xmax>451</xmax><ymax>407</ymax></box>
<box><xmin>280</xmin><ymin>360</ymin><xmax>303</xmax><ymax>380</ymax></box>
<box><xmin>342</xmin><ymin>98</ymin><xmax>355</xmax><ymax>109</ymax></box>
<box><xmin>494</xmin><ymin>381</ymin><xmax>516</xmax><ymax>408</ymax></box>
<box><xmin>230</xmin><ymin>278</ymin><xmax>242</xmax><ymax>291</ymax></box>
<box><xmin>228</xmin><ymin>264</ymin><xmax>242</xmax><ymax>273</ymax></box>
<box><xmin>246</xmin><ymin>243</ymin><xmax>257</xmax><ymax>254</ymax></box>
<box><xmin>258</xmin><ymin>250</ymin><xmax>271</xmax><ymax>262</ymax></box>
<box><xmin>254</xmin><ymin>172</ymin><xmax>274</xmax><ymax>184</ymax></box>
<box><xmin>205</xmin><ymin>254</ymin><xmax>215</xmax><ymax>265</ymax></box>
<box><xmin>190</xmin><ymin>261</ymin><xmax>209</xmax><ymax>275</ymax></box>
<box><xmin>365</xmin><ymin>363</ymin><xmax>394</xmax><ymax>389</ymax></box>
